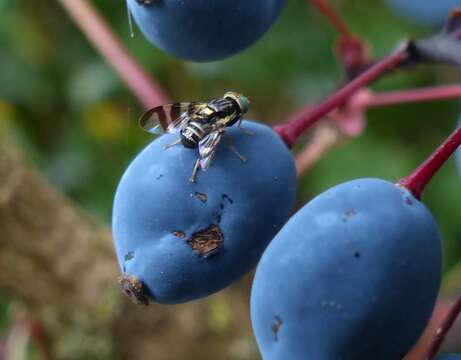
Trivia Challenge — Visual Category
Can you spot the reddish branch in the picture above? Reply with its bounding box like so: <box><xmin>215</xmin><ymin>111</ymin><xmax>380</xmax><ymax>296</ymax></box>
<box><xmin>274</xmin><ymin>44</ymin><xmax>409</xmax><ymax>148</ymax></box>
<box><xmin>359</xmin><ymin>85</ymin><xmax>461</xmax><ymax>108</ymax></box>
<box><xmin>310</xmin><ymin>0</ymin><xmax>351</xmax><ymax>37</ymax></box>
<box><xmin>57</xmin><ymin>0</ymin><xmax>169</xmax><ymax>109</ymax></box>
<box><xmin>295</xmin><ymin>124</ymin><xmax>341</xmax><ymax>176</ymax></box>
<box><xmin>310</xmin><ymin>0</ymin><xmax>370</xmax><ymax>74</ymax></box>
<box><xmin>422</xmin><ymin>296</ymin><xmax>461</xmax><ymax>359</ymax></box>
<box><xmin>398</xmin><ymin>125</ymin><xmax>461</xmax><ymax>199</ymax></box>
<box><xmin>294</xmin><ymin>84</ymin><xmax>461</xmax><ymax>177</ymax></box>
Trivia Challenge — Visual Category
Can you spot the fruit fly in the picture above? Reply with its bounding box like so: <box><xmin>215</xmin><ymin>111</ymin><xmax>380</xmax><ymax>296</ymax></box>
<box><xmin>139</xmin><ymin>91</ymin><xmax>250</xmax><ymax>182</ymax></box>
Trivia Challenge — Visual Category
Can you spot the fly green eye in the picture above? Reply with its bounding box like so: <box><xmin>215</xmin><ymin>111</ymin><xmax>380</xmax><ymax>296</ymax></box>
<box><xmin>238</xmin><ymin>95</ymin><xmax>250</xmax><ymax>114</ymax></box>
<box><xmin>224</xmin><ymin>91</ymin><xmax>250</xmax><ymax>114</ymax></box>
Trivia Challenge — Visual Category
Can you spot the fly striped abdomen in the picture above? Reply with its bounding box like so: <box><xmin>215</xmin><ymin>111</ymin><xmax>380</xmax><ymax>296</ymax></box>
<box><xmin>181</xmin><ymin>121</ymin><xmax>207</xmax><ymax>148</ymax></box>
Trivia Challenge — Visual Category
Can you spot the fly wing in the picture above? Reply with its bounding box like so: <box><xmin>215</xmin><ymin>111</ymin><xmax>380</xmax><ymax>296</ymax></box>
<box><xmin>138</xmin><ymin>102</ymin><xmax>199</xmax><ymax>134</ymax></box>
<box><xmin>198</xmin><ymin>131</ymin><xmax>223</xmax><ymax>170</ymax></box>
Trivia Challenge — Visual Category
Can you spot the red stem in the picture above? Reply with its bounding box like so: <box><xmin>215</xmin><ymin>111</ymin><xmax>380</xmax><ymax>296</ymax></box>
<box><xmin>57</xmin><ymin>0</ymin><xmax>170</xmax><ymax>109</ymax></box>
<box><xmin>362</xmin><ymin>85</ymin><xmax>461</xmax><ymax>108</ymax></box>
<box><xmin>398</xmin><ymin>125</ymin><xmax>461</xmax><ymax>200</ymax></box>
<box><xmin>310</xmin><ymin>0</ymin><xmax>351</xmax><ymax>37</ymax></box>
<box><xmin>274</xmin><ymin>45</ymin><xmax>409</xmax><ymax>147</ymax></box>
<box><xmin>422</xmin><ymin>296</ymin><xmax>461</xmax><ymax>360</ymax></box>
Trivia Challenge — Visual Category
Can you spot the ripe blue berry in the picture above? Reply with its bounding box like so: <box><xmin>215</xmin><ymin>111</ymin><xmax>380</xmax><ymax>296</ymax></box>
<box><xmin>251</xmin><ymin>178</ymin><xmax>442</xmax><ymax>360</ymax></box>
<box><xmin>127</xmin><ymin>0</ymin><xmax>287</xmax><ymax>62</ymax></box>
<box><xmin>436</xmin><ymin>355</ymin><xmax>461</xmax><ymax>360</ymax></box>
<box><xmin>385</xmin><ymin>0</ymin><xmax>460</xmax><ymax>26</ymax></box>
<box><xmin>112</xmin><ymin>120</ymin><xmax>296</xmax><ymax>304</ymax></box>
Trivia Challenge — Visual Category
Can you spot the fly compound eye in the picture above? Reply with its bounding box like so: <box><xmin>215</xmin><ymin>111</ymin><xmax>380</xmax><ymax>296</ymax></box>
<box><xmin>224</xmin><ymin>92</ymin><xmax>250</xmax><ymax>114</ymax></box>
<box><xmin>237</xmin><ymin>95</ymin><xmax>250</xmax><ymax>114</ymax></box>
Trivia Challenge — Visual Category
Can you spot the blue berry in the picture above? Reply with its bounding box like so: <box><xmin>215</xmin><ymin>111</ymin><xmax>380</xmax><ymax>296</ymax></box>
<box><xmin>386</xmin><ymin>0</ymin><xmax>461</xmax><ymax>26</ymax></box>
<box><xmin>127</xmin><ymin>0</ymin><xmax>287</xmax><ymax>62</ymax></box>
<box><xmin>251</xmin><ymin>178</ymin><xmax>442</xmax><ymax>360</ymax></box>
<box><xmin>112</xmin><ymin>120</ymin><xmax>296</xmax><ymax>304</ymax></box>
<box><xmin>436</xmin><ymin>355</ymin><xmax>461</xmax><ymax>360</ymax></box>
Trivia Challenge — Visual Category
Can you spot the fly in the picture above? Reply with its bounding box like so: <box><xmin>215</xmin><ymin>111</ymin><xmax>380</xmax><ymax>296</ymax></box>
<box><xmin>139</xmin><ymin>91</ymin><xmax>251</xmax><ymax>182</ymax></box>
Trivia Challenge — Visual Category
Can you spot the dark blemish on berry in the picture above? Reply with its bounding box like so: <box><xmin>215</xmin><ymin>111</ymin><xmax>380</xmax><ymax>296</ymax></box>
<box><xmin>345</xmin><ymin>209</ymin><xmax>356</xmax><ymax>218</ymax></box>
<box><xmin>124</xmin><ymin>251</ymin><xmax>135</xmax><ymax>261</ymax></box>
<box><xmin>222</xmin><ymin>194</ymin><xmax>234</xmax><ymax>204</ymax></box>
<box><xmin>187</xmin><ymin>224</ymin><xmax>223</xmax><ymax>257</ymax></box>
<box><xmin>215</xmin><ymin>194</ymin><xmax>234</xmax><ymax>224</ymax></box>
<box><xmin>136</xmin><ymin>0</ymin><xmax>155</xmax><ymax>5</ymax></box>
<box><xmin>405</xmin><ymin>197</ymin><xmax>413</xmax><ymax>205</ymax></box>
<box><xmin>272</xmin><ymin>316</ymin><xmax>282</xmax><ymax>341</ymax></box>
<box><xmin>194</xmin><ymin>192</ymin><xmax>208</xmax><ymax>203</ymax></box>
<box><xmin>342</xmin><ymin>209</ymin><xmax>357</xmax><ymax>222</ymax></box>
<box><xmin>172</xmin><ymin>231</ymin><xmax>186</xmax><ymax>238</ymax></box>
<box><xmin>353</xmin><ymin>251</ymin><xmax>361</xmax><ymax>259</ymax></box>
<box><xmin>156</xmin><ymin>174</ymin><xmax>164</xmax><ymax>180</ymax></box>
<box><xmin>119</xmin><ymin>274</ymin><xmax>150</xmax><ymax>306</ymax></box>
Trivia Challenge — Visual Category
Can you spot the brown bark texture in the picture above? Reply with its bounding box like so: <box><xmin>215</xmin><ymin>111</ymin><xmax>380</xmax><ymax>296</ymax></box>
<box><xmin>0</xmin><ymin>139</ymin><xmax>258</xmax><ymax>360</ymax></box>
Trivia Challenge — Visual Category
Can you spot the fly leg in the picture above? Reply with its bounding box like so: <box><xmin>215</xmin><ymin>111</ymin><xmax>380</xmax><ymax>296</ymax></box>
<box><xmin>163</xmin><ymin>138</ymin><xmax>181</xmax><ymax>150</ymax></box>
<box><xmin>225</xmin><ymin>134</ymin><xmax>247</xmax><ymax>162</ymax></box>
<box><xmin>189</xmin><ymin>158</ymin><xmax>201</xmax><ymax>183</ymax></box>
<box><xmin>237</xmin><ymin>119</ymin><xmax>254</xmax><ymax>136</ymax></box>
<box><xmin>228</xmin><ymin>145</ymin><xmax>247</xmax><ymax>162</ymax></box>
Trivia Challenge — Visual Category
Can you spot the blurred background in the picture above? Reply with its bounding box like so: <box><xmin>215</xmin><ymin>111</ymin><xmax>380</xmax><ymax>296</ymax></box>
<box><xmin>1</xmin><ymin>0</ymin><xmax>461</xmax><ymax>359</ymax></box>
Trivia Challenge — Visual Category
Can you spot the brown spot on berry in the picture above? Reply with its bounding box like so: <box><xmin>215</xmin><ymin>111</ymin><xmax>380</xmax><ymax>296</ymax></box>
<box><xmin>272</xmin><ymin>316</ymin><xmax>282</xmax><ymax>341</ymax></box>
<box><xmin>187</xmin><ymin>225</ymin><xmax>223</xmax><ymax>257</ymax></box>
<box><xmin>342</xmin><ymin>209</ymin><xmax>357</xmax><ymax>222</ymax></box>
<box><xmin>345</xmin><ymin>209</ymin><xmax>356</xmax><ymax>218</ymax></box>
<box><xmin>194</xmin><ymin>192</ymin><xmax>208</xmax><ymax>203</ymax></box>
<box><xmin>124</xmin><ymin>251</ymin><xmax>135</xmax><ymax>261</ymax></box>
<box><xmin>119</xmin><ymin>274</ymin><xmax>150</xmax><ymax>306</ymax></box>
<box><xmin>172</xmin><ymin>231</ymin><xmax>186</xmax><ymax>238</ymax></box>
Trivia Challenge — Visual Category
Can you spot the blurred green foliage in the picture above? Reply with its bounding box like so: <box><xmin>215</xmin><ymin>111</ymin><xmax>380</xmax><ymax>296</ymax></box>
<box><xmin>1</xmin><ymin>0</ymin><xmax>461</xmax><ymax>344</ymax></box>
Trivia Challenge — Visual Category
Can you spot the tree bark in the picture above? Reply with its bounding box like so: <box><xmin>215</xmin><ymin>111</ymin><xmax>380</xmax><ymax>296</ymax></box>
<box><xmin>0</xmin><ymin>139</ymin><xmax>257</xmax><ymax>360</ymax></box>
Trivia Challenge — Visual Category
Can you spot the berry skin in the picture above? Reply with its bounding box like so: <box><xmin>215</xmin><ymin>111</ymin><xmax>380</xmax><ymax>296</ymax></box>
<box><xmin>436</xmin><ymin>355</ymin><xmax>461</xmax><ymax>360</ymax></box>
<box><xmin>127</xmin><ymin>0</ymin><xmax>287</xmax><ymax>62</ymax></box>
<box><xmin>385</xmin><ymin>0</ymin><xmax>461</xmax><ymax>26</ymax></box>
<box><xmin>112</xmin><ymin>120</ymin><xmax>296</xmax><ymax>304</ymax></box>
<box><xmin>251</xmin><ymin>178</ymin><xmax>442</xmax><ymax>360</ymax></box>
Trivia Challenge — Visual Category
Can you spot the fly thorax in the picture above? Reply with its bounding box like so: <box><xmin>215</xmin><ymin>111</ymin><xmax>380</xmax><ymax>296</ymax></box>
<box><xmin>209</xmin><ymin>98</ymin><xmax>240</xmax><ymax>127</ymax></box>
<box><xmin>209</xmin><ymin>99</ymin><xmax>236</xmax><ymax>116</ymax></box>
<box><xmin>181</xmin><ymin>121</ymin><xmax>207</xmax><ymax>148</ymax></box>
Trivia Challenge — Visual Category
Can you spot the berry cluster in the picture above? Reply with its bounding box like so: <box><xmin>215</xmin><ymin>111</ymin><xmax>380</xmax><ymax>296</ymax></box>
<box><xmin>110</xmin><ymin>0</ymin><xmax>461</xmax><ymax>359</ymax></box>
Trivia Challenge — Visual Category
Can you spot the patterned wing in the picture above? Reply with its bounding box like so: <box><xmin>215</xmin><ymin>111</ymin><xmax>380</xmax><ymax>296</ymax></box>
<box><xmin>198</xmin><ymin>131</ymin><xmax>223</xmax><ymax>170</ymax></box>
<box><xmin>138</xmin><ymin>102</ymin><xmax>199</xmax><ymax>134</ymax></box>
